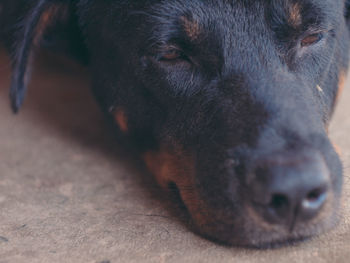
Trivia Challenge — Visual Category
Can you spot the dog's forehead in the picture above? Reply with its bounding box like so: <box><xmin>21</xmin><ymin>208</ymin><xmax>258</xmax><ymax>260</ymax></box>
<box><xmin>149</xmin><ymin>0</ymin><xmax>341</xmax><ymax>30</ymax></box>
<box><xmin>150</xmin><ymin>0</ymin><xmax>263</xmax><ymax>30</ymax></box>
<box><xmin>143</xmin><ymin>0</ymin><xmax>343</xmax><ymax>66</ymax></box>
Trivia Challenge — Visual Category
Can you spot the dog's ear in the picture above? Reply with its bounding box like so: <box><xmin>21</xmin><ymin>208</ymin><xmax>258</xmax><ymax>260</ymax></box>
<box><xmin>9</xmin><ymin>0</ymin><xmax>68</xmax><ymax>113</ymax></box>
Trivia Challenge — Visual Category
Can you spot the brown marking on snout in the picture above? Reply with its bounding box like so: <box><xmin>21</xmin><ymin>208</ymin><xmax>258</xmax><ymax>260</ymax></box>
<box><xmin>335</xmin><ymin>70</ymin><xmax>347</xmax><ymax>105</ymax></box>
<box><xmin>181</xmin><ymin>16</ymin><xmax>201</xmax><ymax>40</ymax></box>
<box><xmin>288</xmin><ymin>3</ymin><xmax>302</xmax><ymax>28</ymax></box>
<box><xmin>143</xmin><ymin>145</ymin><xmax>213</xmax><ymax>227</ymax></box>
<box><xmin>143</xmin><ymin>144</ymin><xmax>195</xmax><ymax>188</ymax></box>
<box><xmin>114</xmin><ymin>109</ymin><xmax>128</xmax><ymax>133</ymax></box>
<box><xmin>34</xmin><ymin>4</ymin><xmax>67</xmax><ymax>45</ymax></box>
<box><xmin>333</xmin><ymin>142</ymin><xmax>342</xmax><ymax>156</ymax></box>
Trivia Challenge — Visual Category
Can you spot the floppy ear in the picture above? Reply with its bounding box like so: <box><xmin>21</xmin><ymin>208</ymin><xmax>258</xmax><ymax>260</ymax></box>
<box><xmin>9</xmin><ymin>0</ymin><xmax>67</xmax><ymax>113</ymax></box>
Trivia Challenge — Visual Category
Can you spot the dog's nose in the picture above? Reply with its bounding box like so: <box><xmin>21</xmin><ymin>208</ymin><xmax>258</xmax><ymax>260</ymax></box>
<box><xmin>249</xmin><ymin>153</ymin><xmax>330</xmax><ymax>227</ymax></box>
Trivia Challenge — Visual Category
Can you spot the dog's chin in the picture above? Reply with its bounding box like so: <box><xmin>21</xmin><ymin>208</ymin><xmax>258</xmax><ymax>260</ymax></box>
<box><xmin>194</xmin><ymin>218</ymin><xmax>339</xmax><ymax>248</ymax></box>
<box><xmin>185</xmin><ymin>198</ymin><xmax>341</xmax><ymax>249</ymax></box>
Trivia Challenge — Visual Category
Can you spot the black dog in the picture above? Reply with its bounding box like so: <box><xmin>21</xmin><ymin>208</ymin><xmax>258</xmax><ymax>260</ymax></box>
<box><xmin>1</xmin><ymin>0</ymin><xmax>350</xmax><ymax>247</ymax></box>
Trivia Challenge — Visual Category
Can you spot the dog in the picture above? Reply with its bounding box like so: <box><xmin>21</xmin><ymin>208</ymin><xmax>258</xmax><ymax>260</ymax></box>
<box><xmin>1</xmin><ymin>0</ymin><xmax>349</xmax><ymax>247</ymax></box>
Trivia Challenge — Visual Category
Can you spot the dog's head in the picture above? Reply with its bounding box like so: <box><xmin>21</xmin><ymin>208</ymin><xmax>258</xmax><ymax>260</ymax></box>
<box><xmin>9</xmin><ymin>0</ymin><xmax>350</xmax><ymax>247</ymax></box>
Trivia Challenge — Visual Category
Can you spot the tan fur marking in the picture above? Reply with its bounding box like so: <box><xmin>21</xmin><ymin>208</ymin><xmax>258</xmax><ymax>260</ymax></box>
<box><xmin>181</xmin><ymin>16</ymin><xmax>201</xmax><ymax>40</ymax></box>
<box><xmin>143</xmin><ymin>145</ymin><xmax>210</xmax><ymax>227</ymax></box>
<box><xmin>288</xmin><ymin>3</ymin><xmax>302</xmax><ymax>27</ymax></box>
<box><xmin>333</xmin><ymin>142</ymin><xmax>342</xmax><ymax>156</ymax></box>
<box><xmin>335</xmin><ymin>70</ymin><xmax>347</xmax><ymax>104</ymax></box>
<box><xmin>143</xmin><ymin>145</ymin><xmax>194</xmax><ymax>188</ymax></box>
<box><xmin>114</xmin><ymin>109</ymin><xmax>128</xmax><ymax>133</ymax></box>
<box><xmin>34</xmin><ymin>4</ymin><xmax>66</xmax><ymax>45</ymax></box>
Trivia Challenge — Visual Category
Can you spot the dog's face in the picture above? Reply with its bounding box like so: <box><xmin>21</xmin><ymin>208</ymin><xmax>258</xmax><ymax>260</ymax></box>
<box><xmin>8</xmin><ymin>0</ymin><xmax>350</xmax><ymax>247</ymax></box>
<box><xmin>75</xmin><ymin>0</ymin><xmax>349</xmax><ymax>246</ymax></box>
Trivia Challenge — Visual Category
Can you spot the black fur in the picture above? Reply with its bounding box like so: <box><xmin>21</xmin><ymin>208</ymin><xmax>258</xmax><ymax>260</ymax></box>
<box><xmin>1</xmin><ymin>0</ymin><xmax>350</xmax><ymax>247</ymax></box>
<box><xmin>9</xmin><ymin>0</ymin><xmax>49</xmax><ymax>112</ymax></box>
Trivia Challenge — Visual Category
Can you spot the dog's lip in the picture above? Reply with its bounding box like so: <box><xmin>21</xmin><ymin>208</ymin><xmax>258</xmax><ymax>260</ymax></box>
<box><xmin>184</xmin><ymin>188</ymin><xmax>337</xmax><ymax>247</ymax></box>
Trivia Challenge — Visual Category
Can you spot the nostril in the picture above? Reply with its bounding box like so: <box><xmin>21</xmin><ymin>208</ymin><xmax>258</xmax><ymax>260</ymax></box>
<box><xmin>262</xmin><ymin>194</ymin><xmax>291</xmax><ymax>223</ymax></box>
<box><xmin>306</xmin><ymin>188</ymin><xmax>325</xmax><ymax>202</ymax></box>
<box><xmin>301</xmin><ymin>187</ymin><xmax>328</xmax><ymax>219</ymax></box>
<box><xmin>269</xmin><ymin>194</ymin><xmax>289</xmax><ymax>211</ymax></box>
<box><xmin>307</xmin><ymin>189</ymin><xmax>321</xmax><ymax>201</ymax></box>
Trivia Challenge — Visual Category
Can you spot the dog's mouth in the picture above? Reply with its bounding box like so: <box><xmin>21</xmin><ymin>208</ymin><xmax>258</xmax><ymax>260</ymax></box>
<box><xmin>173</xmin><ymin>180</ymin><xmax>339</xmax><ymax>248</ymax></box>
<box><xmin>143</xmin><ymin>143</ymin><xmax>342</xmax><ymax>248</ymax></box>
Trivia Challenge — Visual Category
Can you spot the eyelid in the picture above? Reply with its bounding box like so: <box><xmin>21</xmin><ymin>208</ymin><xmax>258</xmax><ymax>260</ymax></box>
<box><xmin>299</xmin><ymin>28</ymin><xmax>330</xmax><ymax>48</ymax></box>
<box><xmin>159</xmin><ymin>45</ymin><xmax>182</xmax><ymax>54</ymax></box>
<box><xmin>157</xmin><ymin>45</ymin><xmax>195</xmax><ymax>65</ymax></box>
<box><xmin>300</xmin><ymin>32</ymin><xmax>323</xmax><ymax>47</ymax></box>
<box><xmin>156</xmin><ymin>45</ymin><xmax>181</xmax><ymax>58</ymax></box>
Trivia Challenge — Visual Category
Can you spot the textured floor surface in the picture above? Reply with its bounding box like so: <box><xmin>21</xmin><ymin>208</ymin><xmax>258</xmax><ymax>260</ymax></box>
<box><xmin>0</xmin><ymin>48</ymin><xmax>350</xmax><ymax>263</ymax></box>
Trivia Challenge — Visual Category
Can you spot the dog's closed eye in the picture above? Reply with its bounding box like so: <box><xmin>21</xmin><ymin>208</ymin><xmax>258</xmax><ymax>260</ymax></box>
<box><xmin>160</xmin><ymin>49</ymin><xmax>183</xmax><ymax>61</ymax></box>
<box><xmin>300</xmin><ymin>33</ymin><xmax>324</xmax><ymax>47</ymax></box>
<box><xmin>158</xmin><ymin>46</ymin><xmax>192</xmax><ymax>64</ymax></box>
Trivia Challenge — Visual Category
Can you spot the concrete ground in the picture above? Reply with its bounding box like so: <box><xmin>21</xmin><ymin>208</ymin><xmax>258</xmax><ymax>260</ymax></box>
<box><xmin>0</xmin><ymin>47</ymin><xmax>349</xmax><ymax>263</ymax></box>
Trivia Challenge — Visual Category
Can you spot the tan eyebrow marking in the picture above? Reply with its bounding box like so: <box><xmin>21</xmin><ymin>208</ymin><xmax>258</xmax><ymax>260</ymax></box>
<box><xmin>34</xmin><ymin>4</ymin><xmax>66</xmax><ymax>45</ymax></box>
<box><xmin>180</xmin><ymin>16</ymin><xmax>201</xmax><ymax>40</ymax></box>
<box><xmin>288</xmin><ymin>3</ymin><xmax>302</xmax><ymax>28</ymax></box>
<box><xmin>114</xmin><ymin>108</ymin><xmax>129</xmax><ymax>133</ymax></box>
